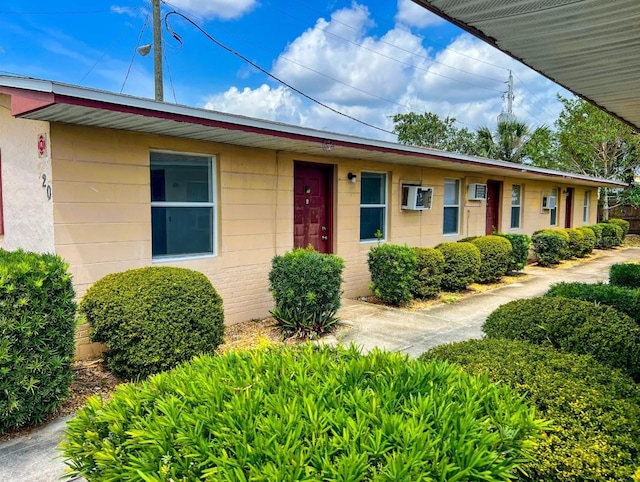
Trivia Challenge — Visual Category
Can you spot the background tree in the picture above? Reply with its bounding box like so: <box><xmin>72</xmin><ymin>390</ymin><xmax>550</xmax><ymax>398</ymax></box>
<box><xmin>555</xmin><ymin>95</ymin><xmax>640</xmax><ymax>218</ymax></box>
<box><xmin>476</xmin><ymin>121</ymin><xmax>552</xmax><ymax>164</ymax></box>
<box><xmin>392</xmin><ymin>112</ymin><xmax>477</xmax><ymax>155</ymax></box>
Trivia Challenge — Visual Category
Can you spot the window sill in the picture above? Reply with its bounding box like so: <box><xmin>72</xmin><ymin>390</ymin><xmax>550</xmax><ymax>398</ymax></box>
<box><xmin>152</xmin><ymin>253</ymin><xmax>216</xmax><ymax>263</ymax></box>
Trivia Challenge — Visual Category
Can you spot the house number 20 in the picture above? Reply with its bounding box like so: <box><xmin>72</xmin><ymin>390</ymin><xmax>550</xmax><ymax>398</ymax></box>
<box><xmin>41</xmin><ymin>174</ymin><xmax>52</xmax><ymax>201</ymax></box>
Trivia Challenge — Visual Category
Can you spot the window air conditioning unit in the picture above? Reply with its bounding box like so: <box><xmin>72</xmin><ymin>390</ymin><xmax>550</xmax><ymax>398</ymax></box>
<box><xmin>542</xmin><ymin>195</ymin><xmax>557</xmax><ymax>210</ymax></box>
<box><xmin>468</xmin><ymin>183</ymin><xmax>487</xmax><ymax>201</ymax></box>
<box><xmin>402</xmin><ymin>185</ymin><xmax>433</xmax><ymax>210</ymax></box>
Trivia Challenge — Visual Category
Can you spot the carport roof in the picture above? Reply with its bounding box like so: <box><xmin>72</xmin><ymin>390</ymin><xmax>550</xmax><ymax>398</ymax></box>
<box><xmin>413</xmin><ymin>0</ymin><xmax>640</xmax><ymax>131</ymax></box>
<box><xmin>0</xmin><ymin>75</ymin><xmax>625</xmax><ymax>188</ymax></box>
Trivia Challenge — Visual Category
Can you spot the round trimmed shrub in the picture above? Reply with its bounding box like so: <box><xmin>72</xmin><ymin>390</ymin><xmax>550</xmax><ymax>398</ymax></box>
<box><xmin>468</xmin><ymin>235</ymin><xmax>512</xmax><ymax>283</ymax></box>
<box><xmin>411</xmin><ymin>247</ymin><xmax>444</xmax><ymax>299</ymax></box>
<box><xmin>483</xmin><ymin>296</ymin><xmax>640</xmax><ymax>379</ymax></box>
<box><xmin>61</xmin><ymin>345</ymin><xmax>545</xmax><ymax>481</ymax></box>
<box><xmin>435</xmin><ymin>242</ymin><xmax>481</xmax><ymax>291</ymax></box>
<box><xmin>269</xmin><ymin>247</ymin><xmax>344</xmax><ymax>338</ymax></box>
<box><xmin>563</xmin><ymin>228</ymin><xmax>585</xmax><ymax>258</ymax></box>
<box><xmin>586</xmin><ymin>224</ymin><xmax>604</xmax><ymax>248</ymax></box>
<box><xmin>606</xmin><ymin>217</ymin><xmax>630</xmax><ymax>238</ymax></box>
<box><xmin>423</xmin><ymin>338</ymin><xmax>640</xmax><ymax>481</ymax></box>
<box><xmin>367</xmin><ymin>243</ymin><xmax>417</xmax><ymax>305</ymax></box>
<box><xmin>496</xmin><ymin>233</ymin><xmax>532</xmax><ymax>272</ymax></box>
<box><xmin>576</xmin><ymin>226</ymin><xmax>596</xmax><ymax>256</ymax></box>
<box><xmin>546</xmin><ymin>281</ymin><xmax>640</xmax><ymax>325</ymax></box>
<box><xmin>0</xmin><ymin>249</ymin><xmax>76</xmax><ymax>433</ymax></box>
<box><xmin>600</xmin><ymin>223</ymin><xmax>623</xmax><ymax>247</ymax></box>
<box><xmin>79</xmin><ymin>266</ymin><xmax>224</xmax><ymax>380</ymax></box>
<box><xmin>610</xmin><ymin>262</ymin><xmax>640</xmax><ymax>288</ymax></box>
<box><xmin>532</xmin><ymin>230</ymin><xmax>567</xmax><ymax>266</ymax></box>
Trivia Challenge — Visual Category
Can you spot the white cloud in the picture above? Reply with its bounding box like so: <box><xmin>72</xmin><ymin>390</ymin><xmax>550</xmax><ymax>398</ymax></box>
<box><xmin>199</xmin><ymin>3</ymin><xmax>567</xmax><ymax>140</ymax></box>
<box><xmin>395</xmin><ymin>0</ymin><xmax>445</xmax><ymax>28</ymax></box>
<box><xmin>165</xmin><ymin>0</ymin><xmax>258</xmax><ymax>20</ymax></box>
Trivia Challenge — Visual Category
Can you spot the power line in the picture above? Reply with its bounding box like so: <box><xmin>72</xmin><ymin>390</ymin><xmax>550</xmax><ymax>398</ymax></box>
<box><xmin>121</xmin><ymin>15</ymin><xmax>150</xmax><ymax>93</ymax></box>
<box><xmin>163</xmin><ymin>11</ymin><xmax>395</xmax><ymax>136</ymax></box>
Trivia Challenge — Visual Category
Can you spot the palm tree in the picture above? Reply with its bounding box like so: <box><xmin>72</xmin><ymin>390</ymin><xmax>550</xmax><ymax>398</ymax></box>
<box><xmin>475</xmin><ymin>121</ymin><xmax>531</xmax><ymax>163</ymax></box>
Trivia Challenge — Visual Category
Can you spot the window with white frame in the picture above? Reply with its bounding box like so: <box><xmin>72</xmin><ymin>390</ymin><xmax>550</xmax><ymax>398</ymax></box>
<box><xmin>150</xmin><ymin>151</ymin><xmax>216</xmax><ymax>259</ymax></box>
<box><xmin>443</xmin><ymin>179</ymin><xmax>460</xmax><ymax>235</ymax></box>
<box><xmin>511</xmin><ymin>184</ymin><xmax>522</xmax><ymax>229</ymax></box>
<box><xmin>360</xmin><ymin>172</ymin><xmax>387</xmax><ymax>241</ymax></box>
<box><xmin>583</xmin><ymin>191</ymin><xmax>590</xmax><ymax>223</ymax></box>
<box><xmin>549</xmin><ymin>187</ymin><xmax>558</xmax><ymax>225</ymax></box>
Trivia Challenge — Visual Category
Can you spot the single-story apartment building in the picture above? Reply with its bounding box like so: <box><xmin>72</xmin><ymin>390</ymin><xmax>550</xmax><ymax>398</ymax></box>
<box><xmin>0</xmin><ymin>76</ymin><xmax>625</xmax><ymax>358</ymax></box>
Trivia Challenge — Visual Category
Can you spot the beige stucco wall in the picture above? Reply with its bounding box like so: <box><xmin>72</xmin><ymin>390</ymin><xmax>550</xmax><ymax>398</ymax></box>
<box><xmin>45</xmin><ymin>122</ymin><xmax>600</xmax><ymax>359</ymax></box>
<box><xmin>0</xmin><ymin>95</ymin><xmax>55</xmax><ymax>252</ymax></box>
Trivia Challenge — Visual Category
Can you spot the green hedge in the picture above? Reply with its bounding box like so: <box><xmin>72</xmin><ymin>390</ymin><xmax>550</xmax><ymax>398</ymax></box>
<box><xmin>61</xmin><ymin>345</ymin><xmax>545</xmax><ymax>481</ymax></box>
<box><xmin>610</xmin><ymin>262</ymin><xmax>640</xmax><ymax>288</ymax></box>
<box><xmin>563</xmin><ymin>228</ymin><xmax>585</xmax><ymax>258</ymax></box>
<box><xmin>483</xmin><ymin>296</ymin><xmax>640</xmax><ymax>379</ymax></box>
<box><xmin>586</xmin><ymin>224</ymin><xmax>604</xmax><ymax>248</ymax></box>
<box><xmin>605</xmin><ymin>217</ymin><xmax>630</xmax><ymax>238</ymax></box>
<box><xmin>269</xmin><ymin>247</ymin><xmax>344</xmax><ymax>337</ymax></box>
<box><xmin>467</xmin><ymin>235</ymin><xmax>512</xmax><ymax>283</ymax></box>
<box><xmin>79</xmin><ymin>267</ymin><xmax>224</xmax><ymax>380</ymax></box>
<box><xmin>576</xmin><ymin>226</ymin><xmax>596</xmax><ymax>256</ymax></box>
<box><xmin>367</xmin><ymin>244</ymin><xmax>417</xmax><ymax>305</ymax></box>
<box><xmin>411</xmin><ymin>247</ymin><xmax>444</xmax><ymax>299</ymax></box>
<box><xmin>423</xmin><ymin>339</ymin><xmax>640</xmax><ymax>481</ymax></box>
<box><xmin>435</xmin><ymin>242</ymin><xmax>481</xmax><ymax>291</ymax></box>
<box><xmin>496</xmin><ymin>233</ymin><xmax>531</xmax><ymax>272</ymax></box>
<box><xmin>532</xmin><ymin>230</ymin><xmax>567</xmax><ymax>266</ymax></box>
<box><xmin>0</xmin><ymin>249</ymin><xmax>76</xmax><ymax>433</ymax></box>
<box><xmin>601</xmin><ymin>223</ymin><xmax>623</xmax><ymax>248</ymax></box>
<box><xmin>546</xmin><ymin>281</ymin><xmax>640</xmax><ymax>325</ymax></box>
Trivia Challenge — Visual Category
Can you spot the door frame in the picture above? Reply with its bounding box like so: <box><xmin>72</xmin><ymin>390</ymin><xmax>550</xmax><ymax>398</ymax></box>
<box><xmin>293</xmin><ymin>161</ymin><xmax>335</xmax><ymax>253</ymax></box>
<box><xmin>485</xmin><ymin>180</ymin><xmax>502</xmax><ymax>235</ymax></box>
<box><xmin>564</xmin><ymin>187</ymin><xmax>574</xmax><ymax>228</ymax></box>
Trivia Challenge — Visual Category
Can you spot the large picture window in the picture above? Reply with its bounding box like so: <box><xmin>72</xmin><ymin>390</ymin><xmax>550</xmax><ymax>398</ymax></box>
<box><xmin>150</xmin><ymin>151</ymin><xmax>215</xmax><ymax>259</ymax></box>
<box><xmin>443</xmin><ymin>179</ymin><xmax>460</xmax><ymax>235</ymax></box>
<box><xmin>583</xmin><ymin>191</ymin><xmax>590</xmax><ymax>223</ymax></box>
<box><xmin>511</xmin><ymin>184</ymin><xmax>522</xmax><ymax>229</ymax></box>
<box><xmin>360</xmin><ymin>172</ymin><xmax>387</xmax><ymax>241</ymax></box>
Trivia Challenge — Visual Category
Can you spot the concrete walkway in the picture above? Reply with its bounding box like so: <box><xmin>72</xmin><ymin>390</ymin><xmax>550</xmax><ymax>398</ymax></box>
<box><xmin>1</xmin><ymin>246</ymin><xmax>639</xmax><ymax>481</ymax></box>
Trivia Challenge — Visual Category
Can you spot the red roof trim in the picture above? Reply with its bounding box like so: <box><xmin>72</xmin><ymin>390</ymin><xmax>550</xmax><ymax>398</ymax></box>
<box><xmin>0</xmin><ymin>87</ymin><xmax>55</xmax><ymax>116</ymax></box>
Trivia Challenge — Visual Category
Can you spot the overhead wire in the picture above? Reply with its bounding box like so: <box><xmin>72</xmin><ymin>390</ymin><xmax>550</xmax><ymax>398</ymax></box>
<box><xmin>121</xmin><ymin>15</ymin><xmax>150</xmax><ymax>93</ymax></box>
<box><xmin>163</xmin><ymin>10</ymin><xmax>396</xmax><ymax>135</ymax></box>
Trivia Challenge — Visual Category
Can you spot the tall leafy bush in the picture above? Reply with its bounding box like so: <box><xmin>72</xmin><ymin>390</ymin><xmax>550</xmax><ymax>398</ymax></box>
<box><xmin>411</xmin><ymin>247</ymin><xmax>444</xmax><ymax>299</ymax></box>
<box><xmin>0</xmin><ymin>249</ymin><xmax>76</xmax><ymax>433</ymax></box>
<box><xmin>610</xmin><ymin>262</ymin><xmax>640</xmax><ymax>288</ymax></box>
<box><xmin>435</xmin><ymin>242</ymin><xmax>481</xmax><ymax>291</ymax></box>
<box><xmin>600</xmin><ymin>223</ymin><xmax>623</xmax><ymax>247</ymax></box>
<box><xmin>269</xmin><ymin>247</ymin><xmax>344</xmax><ymax>337</ymax></box>
<box><xmin>586</xmin><ymin>224</ymin><xmax>604</xmax><ymax>248</ymax></box>
<box><xmin>79</xmin><ymin>266</ymin><xmax>224</xmax><ymax>380</ymax></box>
<box><xmin>562</xmin><ymin>228</ymin><xmax>585</xmax><ymax>258</ymax></box>
<box><xmin>61</xmin><ymin>345</ymin><xmax>545</xmax><ymax>481</ymax></box>
<box><xmin>468</xmin><ymin>235</ymin><xmax>512</xmax><ymax>283</ymax></box>
<box><xmin>532</xmin><ymin>230</ymin><xmax>567</xmax><ymax>266</ymax></box>
<box><xmin>496</xmin><ymin>233</ymin><xmax>531</xmax><ymax>272</ymax></box>
<box><xmin>424</xmin><ymin>339</ymin><xmax>640</xmax><ymax>481</ymax></box>
<box><xmin>483</xmin><ymin>296</ymin><xmax>640</xmax><ymax>379</ymax></box>
<box><xmin>367</xmin><ymin>244</ymin><xmax>417</xmax><ymax>305</ymax></box>
<box><xmin>576</xmin><ymin>226</ymin><xmax>596</xmax><ymax>256</ymax></box>
<box><xmin>605</xmin><ymin>217</ymin><xmax>630</xmax><ymax>238</ymax></box>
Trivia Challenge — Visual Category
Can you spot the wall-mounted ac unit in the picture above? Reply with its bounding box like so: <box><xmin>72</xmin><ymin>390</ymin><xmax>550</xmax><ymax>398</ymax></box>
<box><xmin>468</xmin><ymin>183</ymin><xmax>487</xmax><ymax>201</ymax></box>
<box><xmin>542</xmin><ymin>195</ymin><xmax>557</xmax><ymax>210</ymax></box>
<box><xmin>402</xmin><ymin>185</ymin><xmax>433</xmax><ymax>210</ymax></box>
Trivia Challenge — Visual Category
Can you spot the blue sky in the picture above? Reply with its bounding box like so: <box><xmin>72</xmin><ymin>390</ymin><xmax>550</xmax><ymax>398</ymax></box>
<box><xmin>0</xmin><ymin>0</ymin><xmax>571</xmax><ymax>141</ymax></box>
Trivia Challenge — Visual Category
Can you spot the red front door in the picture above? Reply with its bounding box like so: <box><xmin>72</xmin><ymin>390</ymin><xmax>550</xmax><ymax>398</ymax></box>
<box><xmin>294</xmin><ymin>163</ymin><xmax>333</xmax><ymax>253</ymax></box>
<box><xmin>565</xmin><ymin>188</ymin><xmax>573</xmax><ymax>228</ymax></box>
<box><xmin>486</xmin><ymin>180</ymin><xmax>501</xmax><ymax>235</ymax></box>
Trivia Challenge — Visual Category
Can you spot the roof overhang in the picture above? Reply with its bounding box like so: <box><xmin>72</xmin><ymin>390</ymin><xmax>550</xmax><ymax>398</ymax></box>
<box><xmin>412</xmin><ymin>0</ymin><xmax>640</xmax><ymax>131</ymax></box>
<box><xmin>0</xmin><ymin>76</ymin><xmax>625</xmax><ymax>188</ymax></box>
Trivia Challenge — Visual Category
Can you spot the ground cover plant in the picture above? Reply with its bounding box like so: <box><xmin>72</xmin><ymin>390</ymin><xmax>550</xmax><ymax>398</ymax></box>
<box><xmin>61</xmin><ymin>345</ymin><xmax>545</xmax><ymax>481</ymax></box>
<box><xmin>423</xmin><ymin>339</ymin><xmax>640</xmax><ymax>481</ymax></box>
<box><xmin>270</xmin><ymin>247</ymin><xmax>345</xmax><ymax>337</ymax></box>
<box><xmin>79</xmin><ymin>266</ymin><xmax>224</xmax><ymax>380</ymax></box>
<box><xmin>0</xmin><ymin>249</ymin><xmax>76</xmax><ymax>434</ymax></box>
<box><xmin>483</xmin><ymin>296</ymin><xmax>640</xmax><ymax>379</ymax></box>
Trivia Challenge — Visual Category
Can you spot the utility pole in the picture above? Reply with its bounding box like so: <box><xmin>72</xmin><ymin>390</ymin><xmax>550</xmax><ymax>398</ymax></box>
<box><xmin>152</xmin><ymin>0</ymin><xmax>164</xmax><ymax>101</ymax></box>
<box><xmin>497</xmin><ymin>70</ymin><xmax>515</xmax><ymax>124</ymax></box>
